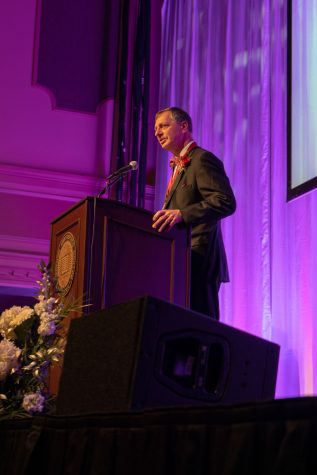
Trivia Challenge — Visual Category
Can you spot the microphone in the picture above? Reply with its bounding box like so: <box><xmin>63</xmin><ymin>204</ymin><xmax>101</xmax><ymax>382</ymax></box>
<box><xmin>108</xmin><ymin>161</ymin><xmax>138</xmax><ymax>179</ymax></box>
<box><xmin>97</xmin><ymin>161</ymin><xmax>138</xmax><ymax>197</ymax></box>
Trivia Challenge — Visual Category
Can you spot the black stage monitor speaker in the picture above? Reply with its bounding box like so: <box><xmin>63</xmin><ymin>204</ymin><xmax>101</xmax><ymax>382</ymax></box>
<box><xmin>56</xmin><ymin>296</ymin><xmax>280</xmax><ymax>415</ymax></box>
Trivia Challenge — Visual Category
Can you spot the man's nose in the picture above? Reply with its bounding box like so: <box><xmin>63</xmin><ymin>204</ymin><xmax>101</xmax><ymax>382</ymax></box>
<box><xmin>155</xmin><ymin>128</ymin><xmax>162</xmax><ymax>138</ymax></box>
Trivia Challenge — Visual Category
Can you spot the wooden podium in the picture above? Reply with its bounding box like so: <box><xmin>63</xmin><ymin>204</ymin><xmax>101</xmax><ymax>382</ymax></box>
<box><xmin>49</xmin><ymin>197</ymin><xmax>191</xmax><ymax>393</ymax></box>
<box><xmin>50</xmin><ymin>196</ymin><xmax>191</xmax><ymax>317</ymax></box>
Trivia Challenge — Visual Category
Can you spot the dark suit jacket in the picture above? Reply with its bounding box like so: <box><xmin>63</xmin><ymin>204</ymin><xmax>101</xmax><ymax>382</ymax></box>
<box><xmin>163</xmin><ymin>146</ymin><xmax>236</xmax><ymax>283</ymax></box>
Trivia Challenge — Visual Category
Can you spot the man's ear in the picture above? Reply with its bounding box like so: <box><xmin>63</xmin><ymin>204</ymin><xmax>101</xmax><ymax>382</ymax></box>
<box><xmin>181</xmin><ymin>120</ymin><xmax>189</xmax><ymax>132</ymax></box>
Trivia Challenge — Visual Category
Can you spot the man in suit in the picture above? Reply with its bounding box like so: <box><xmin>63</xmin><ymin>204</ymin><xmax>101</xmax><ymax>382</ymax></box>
<box><xmin>152</xmin><ymin>107</ymin><xmax>236</xmax><ymax>320</ymax></box>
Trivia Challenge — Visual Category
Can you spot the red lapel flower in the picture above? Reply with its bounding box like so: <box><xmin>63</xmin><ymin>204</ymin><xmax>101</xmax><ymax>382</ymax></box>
<box><xmin>169</xmin><ymin>143</ymin><xmax>197</xmax><ymax>172</ymax></box>
<box><xmin>177</xmin><ymin>155</ymin><xmax>191</xmax><ymax>170</ymax></box>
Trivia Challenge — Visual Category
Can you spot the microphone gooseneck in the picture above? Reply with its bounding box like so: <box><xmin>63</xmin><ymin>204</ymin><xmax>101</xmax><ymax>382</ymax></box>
<box><xmin>97</xmin><ymin>161</ymin><xmax>138</xmax><ymax>198</ymax></box>
<box><xmin>108</xmin><ymin>161</ymin><xmax>138</xmax><ymax>179</ymax></box>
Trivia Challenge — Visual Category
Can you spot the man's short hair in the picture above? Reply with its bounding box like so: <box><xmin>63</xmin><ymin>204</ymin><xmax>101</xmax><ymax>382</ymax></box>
<box><xmin>155</xmin><ymin>107</ymin><xmax>193</xmax><ymax>133</ymax></box>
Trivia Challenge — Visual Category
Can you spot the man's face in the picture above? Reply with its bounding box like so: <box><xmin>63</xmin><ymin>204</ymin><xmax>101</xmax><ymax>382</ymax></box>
<box><xmin>154</xmin><ymin>111</ymin><xmax>186</xmax><ymax>154</ymax></box>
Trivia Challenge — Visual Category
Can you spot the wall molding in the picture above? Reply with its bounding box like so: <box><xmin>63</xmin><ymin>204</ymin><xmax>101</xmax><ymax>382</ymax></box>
<box><xmin>0</xmin><ymin>234</ymin><xmax>49</xmax><ymax>255</ymax></box>
<box><xmin>0</xmin><ymin>163</ymin><xmax>155</xmax><ymax>207</ymax></box>
<box><xmin>0</xmin><ymin>163</ymin><xmax>103</xmax><ymax>202</ymax></box>
<box><xmin>0</xmin><ymin>234</ymin><xmax>49</xmax><ymax>289</ymax></box>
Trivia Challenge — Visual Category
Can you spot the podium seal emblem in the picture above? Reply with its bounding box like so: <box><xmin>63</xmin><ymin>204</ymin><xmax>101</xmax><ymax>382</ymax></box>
<box><xmin>55</xmin><ymin>232</ymin><xmax>77</xmax><ymax>295</ymax></box>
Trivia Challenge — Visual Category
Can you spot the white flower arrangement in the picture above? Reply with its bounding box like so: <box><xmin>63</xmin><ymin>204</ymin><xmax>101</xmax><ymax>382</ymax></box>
<box><xmin>0</xmin><ymin>261</ymin><xmax>80</xmax><ymax>420</ymax></box>
<box><xmin>0</xmin><ymin>339</ymin><xmax>21</xmax><ymax>382</ymax></box>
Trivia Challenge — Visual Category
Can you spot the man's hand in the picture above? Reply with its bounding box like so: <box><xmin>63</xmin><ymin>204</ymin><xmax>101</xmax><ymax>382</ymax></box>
<box><xmin>152</xmin><ymin>209</ymin><xmax>183</xmax><ymax>232</ymax></box>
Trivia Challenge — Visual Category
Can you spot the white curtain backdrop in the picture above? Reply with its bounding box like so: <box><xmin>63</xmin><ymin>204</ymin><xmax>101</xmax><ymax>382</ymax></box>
<box><xmin>155</xmin><ymin>0</ymin><xmax>317</xmax><ymax>398</ymax></box>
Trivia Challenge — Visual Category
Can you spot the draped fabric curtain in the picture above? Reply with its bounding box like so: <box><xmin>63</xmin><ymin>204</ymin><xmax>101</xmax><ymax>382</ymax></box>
<box><xmin>156</xmin><ymin>0</ymin><xmax>317</xmax><ymax>398</ymax></box>
<box><xmin>110</xmin><ymin>0</ymin><xmax>154</xmax><ymax>208</ymax></box>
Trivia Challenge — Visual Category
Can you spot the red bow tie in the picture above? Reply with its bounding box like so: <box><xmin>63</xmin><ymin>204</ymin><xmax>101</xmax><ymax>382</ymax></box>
<box><xmin>169</xmin><ymin>142</ymin><xmax>198</xmax><ymax>170</ymax></box>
